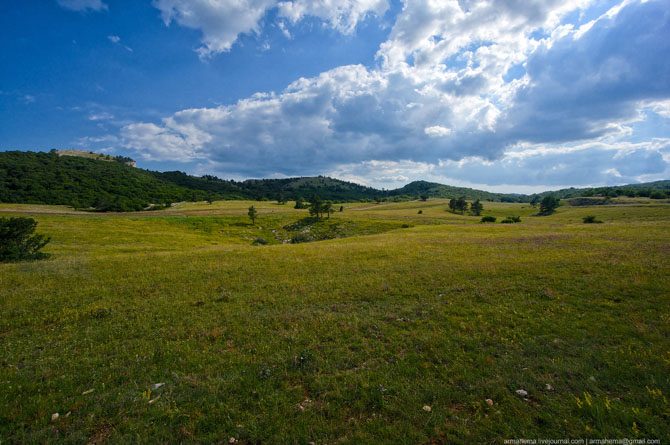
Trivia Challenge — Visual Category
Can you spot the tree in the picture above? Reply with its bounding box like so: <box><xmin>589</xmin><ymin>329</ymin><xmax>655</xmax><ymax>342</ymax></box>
<box><xmin>470</xmin><ymin>199</ymin><xmax>483</xmax><ymax>216</ymax></box>
<box><xmin>248</xmin><ymin>205</ymin><xmax>258</xmax><ymax>225</ymax></box>
<box><xmin>294</xmin><ymin>197</ymin><xmax>305</xmax><ymax>209</ymax></box>
<box><xmin>538</xmin><ymin>195</ymin><xmax>560</xmax><ymax>215</ymax></box>
<box><xmin>206</xmin><ymin>194</ymin><xmax>215</xmax><ymax>205</ymax></box>
<box><xmin>323</xmin><ymin>201</ymin><xmax>334</xmax><ymax>218</ymax></box>
<box><xmin>339</xmin><ymin>205</ymin><xmax>344</xmax><ymax>212</ymax></box>
<box><xmin>308</xmin><ymin>196</ymin><xmax>324</xmax><ymax>219</ymax></box>
<box><xmin>419</xmin><ymin>194</ymin><xmax>428</xmax><ymax>202</ymax></box>
<box><xmin>277</xmin><ymin>193</ymin><xmax>286</xmax><ymax>205</ymax></box>
<box><xmin>0</xmin><ymin>217</ymin><xmax>50</xmax><ymax>261</ymax></box>
<box><xmin>529</xmin><ymin>195</ymin><xmax>540</xmax><ymax>207</ymax></box>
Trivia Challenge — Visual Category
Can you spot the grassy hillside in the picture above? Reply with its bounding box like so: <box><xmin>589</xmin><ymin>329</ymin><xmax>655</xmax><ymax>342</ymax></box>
<box><xmin>1</xmin><ymin>199</ymin><xmax>669</xmax><ymax>443</ymax></box>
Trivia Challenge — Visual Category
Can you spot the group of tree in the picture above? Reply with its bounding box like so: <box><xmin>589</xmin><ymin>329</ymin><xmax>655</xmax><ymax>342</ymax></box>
<box><xmin>308</xmin><ymin>196</ymin><xmax>334</xmax><ymax>219</ymax></box>
<box><xmin>448</xmin><ymin>197</ymin><xmax>484</xmax><ymax>216</ymax></box>
<box><xmin>448</xmin><ymin>196</ymin><xmax>469</xmax><ymax>214</ymax></box>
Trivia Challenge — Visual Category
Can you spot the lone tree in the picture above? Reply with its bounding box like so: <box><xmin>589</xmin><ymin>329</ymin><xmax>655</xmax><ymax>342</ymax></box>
<box><xmin>419</xmin><ymin>194</ymin><xmax>429</xmax><ymax>202</ymax></box>
<box><xmin>470</xmin><ymin>199</ymin><xmax>483</xmax><ymax>216</ymax></box>
<box><xmin>248</xmin><ymin>205</ymin><xmax>258</xmax><ymax>225</ymax></box>
<box><xmin>529</xmin><ymin>195</ymin><xmax>540</xmax><ymax>208</ymax></box>
<box><xmin>294</xmin><ymin>197</ymin><xmax>306</xmax><ymax>209</ymax></box>
<box><xmin>323</xmin><ymin>201</ymin><xmax>334</xmax><ymax>219</ymax></box>
<box><xmin>538</xmin><ymin>195</ymin><xmax>560</xmax><ymax>215</ymax></box>
<box><xmin>0</xmin><ymin>217</ymin><xmax>50</xmax><ymax>262</ymax></box>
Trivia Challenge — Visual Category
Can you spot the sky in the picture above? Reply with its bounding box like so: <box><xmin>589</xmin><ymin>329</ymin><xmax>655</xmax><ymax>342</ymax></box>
<box><xmin>1</xmin><ymin>0</ymin><xmax>669</xmax><ymax>193</ymax></box>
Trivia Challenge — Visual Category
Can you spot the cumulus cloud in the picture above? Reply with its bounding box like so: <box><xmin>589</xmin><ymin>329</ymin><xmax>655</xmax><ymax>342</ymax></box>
<box><xmin>56</xmin><ymin>0</ymin><xmax>107</xmax><ymax>12</ymax></box>
<box><xmin>152</xmin><ymin>0</ymin><xmax>388</xmax><ymax>58</ymax></box>
<box><xmin>120</xmin><ymin>0</ymin><xmax>670</xmax><ymax>190</ymax></box>
<box><xmin>277</xmin><ymin>0</ymin><xmax>388</xmax><ymax>34</ymax></box>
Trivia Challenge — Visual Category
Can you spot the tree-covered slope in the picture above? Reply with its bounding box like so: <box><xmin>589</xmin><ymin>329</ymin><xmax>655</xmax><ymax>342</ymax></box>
<box><xmin>0</xmin><ymin>151</ymin><xmax>208</xmax><ymax>211</ymax></box>
<box><xmin>389</xmin><ymin>180</ymin><xmax>527</xmax><ymax>202</ymax></box>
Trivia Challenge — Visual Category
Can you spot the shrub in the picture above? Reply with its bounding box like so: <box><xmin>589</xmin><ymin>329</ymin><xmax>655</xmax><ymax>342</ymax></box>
<box><xmin>0</xmin><ymin>217</ymin><xmax>51</xmax><ymax>262</ymax></box>
<box><xmin>538</xmin><ymin>195</ymin><xmax>560</xmax><ymax>215</ymax></box>
<box><xmin>401</xmin><ymin>224</ymin><xmax>411</xmax><ymax>228</ymax></box>
<box><xmin>501</xmin><ymin>216</ymin><xmax>521</xmax><ymax>224</ymax></box>
<box><xmin>252</xmin><ymin>237</ymin><xmax>268</xmax><ymax>245</ymax></box>
<box><xmin>480</xmin><ymin>215</ymin><xmax>496</xmax><ymax>223</ymax></box>
<box><xmin>582</xmin><ymin>215</ymin><xmax>602</xmax><ymax>224</ymax></box>
<box><xmin>290</xmin><ymin>233</ymin><xmax>313</xmax><ymax>244</ymax></box>
<box><xmin>417</xmin><ymin>210</ymin><xmax>423</xmax><ymax>214</ymax></box>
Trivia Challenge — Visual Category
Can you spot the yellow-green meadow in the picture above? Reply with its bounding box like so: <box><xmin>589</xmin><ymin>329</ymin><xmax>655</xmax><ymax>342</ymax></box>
<box><xmin>1</xmin><ymin>199</ymin><xmax>669</xmax><ymax>443</ymax></box>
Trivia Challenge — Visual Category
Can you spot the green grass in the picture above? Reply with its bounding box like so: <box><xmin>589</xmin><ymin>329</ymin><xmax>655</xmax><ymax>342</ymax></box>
<box><xmin>1</xmin><ymin>200</ymin><xmax>669</xmax><ymax>443</ymax></box>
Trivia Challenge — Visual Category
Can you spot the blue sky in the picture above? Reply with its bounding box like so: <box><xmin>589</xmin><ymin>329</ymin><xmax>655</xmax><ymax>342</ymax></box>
<box><xmin>1</xmin><ymin>0</ymin><xmax>669</xmax><ymax>192</ymax></box>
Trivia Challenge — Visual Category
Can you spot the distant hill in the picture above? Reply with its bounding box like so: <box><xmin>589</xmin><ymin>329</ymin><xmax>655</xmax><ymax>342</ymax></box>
<box><xmin>532</xmin><ymin>180</ymin><xmax>670</xmax><ymax>200</ymax></box>
<box><xmin>0</xmin><ymin>151</ymin><xmax>208</xmax><ymax>211</ymax></box>
<box><xmin>389</xmin><ymin>180</ymin><xmax>527</xmax><ymax>202</ymax></box>
<box><xmin>0</xmin><ymin>150</ymin><xmax>667</xmax><ymax>211</ymax></box>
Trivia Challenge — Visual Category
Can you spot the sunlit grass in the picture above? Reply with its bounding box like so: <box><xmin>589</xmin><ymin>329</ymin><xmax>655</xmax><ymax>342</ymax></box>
<box><xmin>1</xmin><ymin>199</ymin><xmax>669</xmax><ymax>443</ymax></box>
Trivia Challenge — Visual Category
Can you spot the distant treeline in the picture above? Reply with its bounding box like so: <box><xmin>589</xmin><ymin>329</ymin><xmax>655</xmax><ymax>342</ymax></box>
<box><xmin>0</xmin><ymin>150</ymin><xmax>668</xmax><ymax>211</ymax></box>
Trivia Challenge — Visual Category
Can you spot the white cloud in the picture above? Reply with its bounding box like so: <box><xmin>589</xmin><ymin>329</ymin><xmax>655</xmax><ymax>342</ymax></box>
<box><xmin>56</xmin><ymin>0</ymin><xmax>107</xmax><ymax>12</ymax></box>
<box><xmin>88</xmin><ymin>112</ymin><xmax>114</xmax><ymax>121</ymax></box>
<box><xmin>277</xmin><ymin>0</ymin><xmax>388</xmax><ymax>34</ymax></box>
<box><xmin>152</xmin><ymin>0</ymin><xmax>388</xmax><ymax>58</ymax></box>
<box><xmin>107</xmin><ymin>35</ymin><xmax>121</xmax><ymax>44</ymax></box>
<box><xmin>119</xmin><ymin>0</ymin><xmax>670</xmax><ymax>190</ymax></box>
<box><xmin>424</xmin><ymin>126</ymin><xmax>451</xmax><ymax>138</ymax></box>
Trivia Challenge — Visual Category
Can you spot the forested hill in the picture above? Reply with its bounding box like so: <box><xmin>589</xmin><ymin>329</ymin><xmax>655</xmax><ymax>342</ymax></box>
<box><xmin>388</xmin><ymin>180</ymin><xmax>526</xmax><ymax>202</ymax></box>
<box><xmin>0</xmin><ymin>150</ymin><xmax>668</xmax><ymax>211</ymax></box>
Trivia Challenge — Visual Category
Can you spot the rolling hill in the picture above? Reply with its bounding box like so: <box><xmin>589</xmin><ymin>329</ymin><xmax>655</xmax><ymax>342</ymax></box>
<box><xmin>0</xmin><ymin>150</ymin><xmax>667</xmax><ymax>211</ymax></box>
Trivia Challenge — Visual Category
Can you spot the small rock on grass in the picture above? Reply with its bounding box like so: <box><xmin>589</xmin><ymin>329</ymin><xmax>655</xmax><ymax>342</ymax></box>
<box><xmin>51</xmin><ymin>413</ymin><xmax>59</xmax><ymax>422</ymax></box>
<box><xmin>515</xmin><ymin>389</ymin><xmax>528</xmax><ymax>397</ymax></box>
<box><xmin>545</xmin><ymin>384</ymin><xmax>553</xmax><ymax>391</ymax></box>
<box><xmin>485</xmin><ymin>399</ymin><xmax>494</xmax><ymax>406</ymax></box>
<box><xmin>422</xmin><ymin>405</ymin><xmax>432</xmax><ymax>412</ymax></box>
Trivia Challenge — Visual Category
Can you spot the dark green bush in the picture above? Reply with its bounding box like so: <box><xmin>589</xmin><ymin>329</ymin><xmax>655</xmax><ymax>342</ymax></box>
<box><xmin>480</xmin><ymin>215</ymin><xmax>496</xmax><ymax>223</ymax></box>
<box><xmin>582</xmin><ymin>215</ymin><xmax>603</xmax><ymax>224</ymax></box>
<box><xmin>252</xmin><ymin>237</ymin><xmax>268</xmax><ymax>245</ymax></box>
<box><xmin>0</xmin><ymin>217</ymin><xmax>50</xmax><ymax>261</ymax></box>
<box><xmin>501</xmin><ymin>216</ymin><xmax>521</xmax><ymax>224</ymax></box>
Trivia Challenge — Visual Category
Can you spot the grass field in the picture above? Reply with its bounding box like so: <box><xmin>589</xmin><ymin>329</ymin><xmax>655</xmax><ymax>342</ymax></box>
<box><xmin>1</xmin><ymin>199</ymin><xmax>669</xmax><ymax>443</ymax></box>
